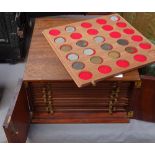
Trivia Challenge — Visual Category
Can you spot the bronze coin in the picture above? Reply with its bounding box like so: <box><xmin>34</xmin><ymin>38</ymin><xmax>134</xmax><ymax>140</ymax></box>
<box><xmin>108</xmin><ymin>51</ymin><xmax>120</xmax><ymax>59</ymax></box>
<box><xmin>76</xmin><ymin>40</ymin><xmax>88</xmax><ymax>47</ymax></box>
<box><xmin>125</xmin><ymin>47</ymin><xmax>137</xmax><ymax>54</ymax></box>
<box><xmin>101</xmin><ymin>43</ymin><xmax>113</xmax><ymax>51</ymax></box>
<box><xmin>117</xmin><ymin>39</ymin><xmax>129</xmax><ymax>46</ymax></box>
<box><xmin>72</xmin><ymin>62</ymin><xmax>85</xmax><ymax>70</ymax></box>
<box><xmin>60</xmin><ymin>44</ymin><xmax>72</xmax><ymax>52</ymax></box>
<box><xmin>90</xmin><ymin>56</ymin><xmax>103</xmax><ymax>64</ymax></box>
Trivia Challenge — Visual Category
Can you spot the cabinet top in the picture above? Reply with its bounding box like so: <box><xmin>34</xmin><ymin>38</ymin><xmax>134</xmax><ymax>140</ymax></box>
<box><xmin>23</xmin><ymin>17</ymin><xmax>140</xmax><ymax>82</ymax></box>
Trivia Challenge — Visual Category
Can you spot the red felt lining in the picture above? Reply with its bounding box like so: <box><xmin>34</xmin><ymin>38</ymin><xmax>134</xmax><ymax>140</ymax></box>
<box><xmin>134</xmin><ymin>54</ymin><xmax>147</xmax><ymax>62</ymax></box>
<box><xmin>139</xmin><ymin>43</ymin><xmax>152</xmax><ymax>49</ymax></box>
<box><xmin>123</xmin><ymin>28</ymin><xmax>135</xmax><ymax>34</ymax></box>
<box><xmin>98</xmin><ymin>65</ymin><xmax>112</xmax><ymax>74</ymax></box>
<box><xmin>131</xmin><ymin>35</ymin><xmax>143</xmax><ymax>42</ymax></box>
<box><xmin>116</xmin><ymin>22</ymin><xmax>127</xmax><ymax>28</ymax></box>
<box><xmin>116</xmin><ymin>60</ymin><xmax>129</xmax><ymax>68</ymax></box>
<box><xmin>79</xmin><ymin>71</ymin><xmax>93</xmax><ymax>80</ymax></box>
<box><xmin>81</xmin><ymin>22</ymin><xmax>92</xmax><ymax>28</ymax></box>
<box><xmin>49</xmin><ymin>29</ymin><xmax>60</xmax><ymax>36</ymax></box>
<box><xmin>87</xmin><ymin>29</ymin><xmax>99</xmax><ymax>35</ymax></box>
<box><xmin>96</xmin><ymin>19</ymin><xmax>107</xmax><ymax>24</ymax></box>
<box><xmin>110</xmin><ymin>32</ymin><xmax>121</xmax><ymax>38</ymax></box>
<box><xmin>102</xmin><ymin>25</ymin><xmax>113</xmax><ymax>31</ymax></box>
<box><xmin>70</xmin><ymin>33</ymin><xmax>82</xmax><ymax>39</ymax></box>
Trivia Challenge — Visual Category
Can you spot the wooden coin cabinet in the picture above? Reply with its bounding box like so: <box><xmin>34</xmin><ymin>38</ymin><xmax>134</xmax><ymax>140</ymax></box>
<box><xmin>3</xmin><ymin>17</ymin><xmax>155</xmax><ymax>143</ymax></box>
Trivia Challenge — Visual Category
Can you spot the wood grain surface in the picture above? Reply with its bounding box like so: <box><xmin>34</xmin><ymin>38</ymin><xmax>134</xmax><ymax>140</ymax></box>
<box><xmin>24</xmin><ymin>16</ymin><xmax>140</xmax><ymax>83</ymax></box>
<box><xmin>42</xmin><ymin>13</ymin><xmax>154</xmax><ymax>87</ymax></box>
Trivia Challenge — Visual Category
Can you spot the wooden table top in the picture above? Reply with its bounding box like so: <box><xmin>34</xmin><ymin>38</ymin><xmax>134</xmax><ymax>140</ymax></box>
<box><xmin>24</xmin><ymin>16</ymin><xmax>140</xmax><ymax>82</ymax></box>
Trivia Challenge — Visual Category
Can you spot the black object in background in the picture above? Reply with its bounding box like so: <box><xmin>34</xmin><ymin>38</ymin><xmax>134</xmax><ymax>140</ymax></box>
<box><xmin>0</xmin><ymin>12</ymin><xmax>32</xmax><ymax>64</ymax></box>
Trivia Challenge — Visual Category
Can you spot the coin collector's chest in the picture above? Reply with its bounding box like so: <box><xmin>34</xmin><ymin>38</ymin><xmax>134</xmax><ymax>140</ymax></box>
<box><xmin>3</xmin><ymin>17</ymin><xmax>155</xmax><ymax>143</ymax></box>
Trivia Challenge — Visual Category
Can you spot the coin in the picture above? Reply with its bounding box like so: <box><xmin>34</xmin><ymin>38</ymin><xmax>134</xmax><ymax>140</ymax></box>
<box><xmin>72</xmin><ymin>62</ymin><xmax>85</xmax><ymax>70</ymax></box>
<box><xmin>67</xmin><ymin>53</ymin><xmax>79</xmax><ymax>61</ymax></box>
<box><xmin>101</xmin><ymin>43</ymin><xmax>113</xmax><ymax>51</ymax></box>
<box><xmin>90</xmin><ymin>56</ymin><xmax>103</xmax><ymax>64</ymax></box>
<box><xmin>65</xmin><ymin>26</ymin><xmax>76</xmax><ymax>33</ymax></box>
<box><xmin>76</xmin><ymin>40</ymin><xmax>88</xmax><ymax>47</ymax></box>
<box><xmin>94</xmin><ymin>36</ymin><xmax>105</xmax><ymax>43</ymax></box>
<box><xmin>117</xmin><ymin>39</ymin><xmax>129</xmax><ymax>46</ymax></box>
<box><xmin>108</xmin><ymin>51</ymin><xmax>120</xmax><ymax>59</ymax></box>
<box><xmin>60</xmin><ymin>45</ymin><xmax>72</xmax><ymax>52</ymax></box>
<box><xmin>83</xmin><ymin>48</ymin><xmax>95</xmax><ymax>56</ymax></box>
<box><xmin>54</xmin><ymin>37</ymin><xmax>65</xmax><ymax>44</ymax></box>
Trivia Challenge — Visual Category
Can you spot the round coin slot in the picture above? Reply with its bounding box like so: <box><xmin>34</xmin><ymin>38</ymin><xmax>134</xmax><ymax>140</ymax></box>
<box><xmin>60</xmin><ymin>44</ymin><xmax>72</xmax><ymax>52</ymax></box>
<box><xmin>79</xmin><ymin>71</ymin><xmax>93</xmax><ymax>80</ymax></box>
<box><xmin>76</xmin><ymin>40</ymin><xmax>88</xmax><ymax>47</ymax></box>
<box><xmin>110</xmin><ymin>15</ymin><xmax>120</xmax><ymax>21</ymax></box>
<box><xmin>65</xmin><ymin>26</ymin><xmax>76</xmax><ymax>33</ymax></box>
<box><xmin>54</xmin><ymin>37</ymin><xmax>66</xmax><ymax>44</ymax></box>
<box><xmin>66</xmin><ymin>53</ymin><xmax>79</xmax><ymax>61</ymax></box>
<box><xmin>101</xmin><ymin>43</ymin><xmax>113</xmax><ymax>51</ymax></box>
<box><xmin>125</xmin><ymin>47</ymin><xmax>138</xmax><ymax>54</ymax></box>
<box><xmin>108</xmin><ymin>51</ymin><xmax>120</xmax><ymax>59</ymax></box>
<box><xmin>117</xmin><ymin>39</ymin><xmax>129</xmax><ymax>46</ymax></box>
<box><xmin>90</xmin><ymin>56</ymin><xmax>103</xmax><ymax>64</ymax></box>
<box><xmin>72</xmin><ymin>62</ymin><xmax>85</xmax><ymax>70</ymax></box>
<box><xmin>94</xmin><ymin>36</ymin><xmax>105</xmax><ymax>43</ymax></box>
<box><xmin>83</xmin><ymin>48</ymin><xmax>95</xmax><ymax>56</ymax></box>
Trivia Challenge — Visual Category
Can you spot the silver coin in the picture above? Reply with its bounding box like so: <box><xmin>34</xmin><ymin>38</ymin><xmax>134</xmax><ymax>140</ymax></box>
<box><xmin>65</xmin><ymin>26</ymin><xmax>76</xmax><ymax>33</ymax></box>
<box><xmin>83</xmin><ymin>48</ymin><xmax>95</xmax><ymax>56</ymax></box>
<box><xmin>110</xmin><ymin>15</ymin><xmax>119</xmax><ymax>21</ymax></box>
<box><xmin>72</xmin><ymin>62</ymin><xmax>85</xmax><ymax>70</ymax></box>
<box><xmin>94</xmin><ymin>36</ymin><xmax>105</xmax><ymax>43</ymax></box>
<box><xmin>67</xmin><ymin>53</ymin><xmax>79</xmax><ymax>61</ymax></box>
<box><xmin>54</xmin><ymin>37</ymin><xmax>65</xmax><ymax>44</ymax></box>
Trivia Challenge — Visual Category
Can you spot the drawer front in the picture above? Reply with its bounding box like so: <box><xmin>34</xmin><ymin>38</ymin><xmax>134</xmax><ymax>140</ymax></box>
<box><xmin>28</xmin><ymin>81</ymin><xmax>133</xmax><ymax>114</ymax></box>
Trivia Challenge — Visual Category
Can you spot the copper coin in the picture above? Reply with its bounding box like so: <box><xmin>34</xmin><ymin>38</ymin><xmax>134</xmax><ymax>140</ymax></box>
<box><xmin>72</xmin><ymin>62</ymin><xmax>85</xmax><ymax>70</ymax></box>
<box><xmin>125</xmin><ymin>47</ymin><xmax>137</xmax><ymax>54</ymax></box>
<box><xmin>117</xmin><ymin>39</ymin><xmax>129</xmax><ymax>46</ymax></box>
<box><xmin>101</xmin><ymin>43</ymin><xmax>113</xmax><ymax>51</ymax></box>
<box><xmin>60</xmin><ymin>44</ymin><xmax>72</xmax><ymax>52</ymax></box>
<box><xmin>90</xmin><ymin>56</ymin><xmax>103</xmax><ymax>64</ymax></box>
<box><xmin>76</xmin><ymin>40</ymin><xmax>88</xmax><ymax>47</ymax></box>
<box><xmin>108</xmin><ymin>51</ymin><xmax>120</xmax><ymax>59</ymax></box>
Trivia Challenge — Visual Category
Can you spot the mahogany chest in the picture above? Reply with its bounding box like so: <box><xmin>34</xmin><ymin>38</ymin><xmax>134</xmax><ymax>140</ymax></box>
<box><xmin>3</xmin><ymin>17</ymin><xmax>155</xmax><ymax>143</ymax></box>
